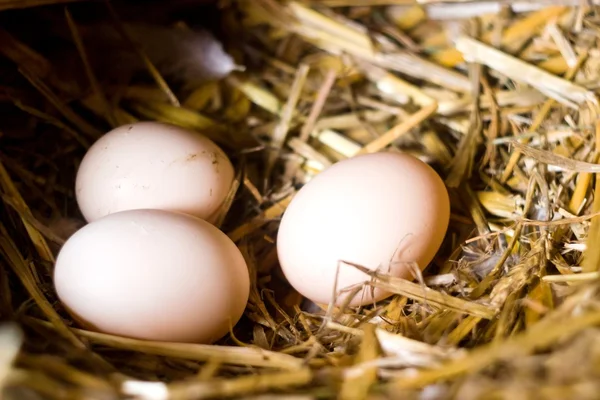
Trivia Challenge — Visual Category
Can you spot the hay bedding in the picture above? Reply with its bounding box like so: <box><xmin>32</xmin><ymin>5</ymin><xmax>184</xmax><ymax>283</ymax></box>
<box><xmin>1</xmin><ymin>0</ymin><xmax>600</xmax><ymax>398</ymax></box>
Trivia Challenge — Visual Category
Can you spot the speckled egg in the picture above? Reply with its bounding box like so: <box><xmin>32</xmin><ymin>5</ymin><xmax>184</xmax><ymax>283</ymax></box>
<box><xmin>75</xmin><ymin>121</ymin><xmax>234</xmax><ymax>223</ymax></box>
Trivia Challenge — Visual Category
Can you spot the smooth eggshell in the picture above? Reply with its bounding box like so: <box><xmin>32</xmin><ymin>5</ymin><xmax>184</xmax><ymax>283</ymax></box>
<box><xmin>76</xmin><ymin>121</ymin><xmax>234</xmax><ymax>223</ymax></box>
<box><xmin>276</xmin><ymin>152</ymin><xmax>450</xmax><ymax>307</ymax></box>
<box><xmin>54</xmin><ymin>209</ymin><xmax>250</xmax><ymax>343</ymax></box>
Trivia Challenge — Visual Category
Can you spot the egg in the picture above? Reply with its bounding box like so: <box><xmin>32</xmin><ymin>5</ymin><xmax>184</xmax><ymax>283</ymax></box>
<box><xmin>276</xmin><ymin>152</ymin><xmax>450</xmax><ymax>307</ymax></box>
<box><xmin>75</xmin><ymin>121</ymin><xmax>234</xmax><ymax>223</ymax></box>
<box><xmin>54</xmin><ymin>209</ymin><xmax>250</xmax><ymax>343</ymax></box>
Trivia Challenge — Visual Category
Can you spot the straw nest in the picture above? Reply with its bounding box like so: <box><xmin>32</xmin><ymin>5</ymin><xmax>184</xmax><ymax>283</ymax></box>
<box><xmin>2</xmin><ymin>0</ymin><xmax>600</xmax><ymax>399</ymax></box>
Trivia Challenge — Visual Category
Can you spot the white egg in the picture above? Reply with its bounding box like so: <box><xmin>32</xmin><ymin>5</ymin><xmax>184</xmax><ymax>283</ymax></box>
<box><xmin>76</xmin><ymin>121</ymin><xmax>234</xmax><ymax>223</ymax></box>
<box><xmin>54</xmin><ymin>209</ymin><xmax>250</xmax><ymax>343</ymax></box>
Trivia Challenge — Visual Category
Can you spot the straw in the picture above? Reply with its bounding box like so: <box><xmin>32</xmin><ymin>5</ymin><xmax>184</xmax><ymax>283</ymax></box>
<box><xmin>3</xmin><ymin>1</ymin><xmax>600</xmax><ymax>398</ymax></box>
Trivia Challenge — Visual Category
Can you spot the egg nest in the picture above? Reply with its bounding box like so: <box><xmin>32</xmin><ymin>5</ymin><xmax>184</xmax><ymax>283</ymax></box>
<box><xmin>2</xmin><ymin>1</ymin><xmax>600</xmax><ymax>399</ymax></box>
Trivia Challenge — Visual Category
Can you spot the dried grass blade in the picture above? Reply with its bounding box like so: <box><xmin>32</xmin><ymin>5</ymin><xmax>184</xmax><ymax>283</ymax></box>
<box><xmin>376</xmin><ymin>328</ymin><xmax>462</xmax><ymax>360</ymax></box>
<box><xmin>0</xmin><ymin>28</ymin><xmax>51</xmax><ymax>78</ymax></box>
<box><xmin>494</xmin><ymin>6</ymin><xmax>569</xmax><ymax>52</ymax></box>
<box><xmin>455</xmin><ymin>36</ymin><xmax>595</xmax><ymax>106</ymax></box>
<box><xmin>306</xmin><ymin>0</ymin><xmax>415</xmax><ymax>5</ymax></box>
<box><xmin>167</xmin><ymin>368</ymin><xmax>312</xmax><ymax>399</ymax></box>
<box><xmin>228</xmin><ymin>194</ymin><xmax>294</xmax><ymax>242</ymax></box>
<box><xmin>0</xmin><ymin>233</ymin><xmax>85</xmax><ymax>350</ymax></box>
<box><xmin>1</xmin><ymin>195</ymin><xmax>66</xmax><ymax>245</ymax></box>
<box><xmin>358</xmin><ymin>62</ymin><xmax>435</xmax><ymax>107</ymax></box>
<box><xmin>57</xmin><ymin>324</ymin><xmax>304</xmax><ymax>370</ymax></box>
<box><xmin>446</xmin><ymin>316</ymin><xmax>481</xmax><ymax>346</ymax></box>
<box><xmin>243</xmin><ymin>177</ymin><xmax>263</xmax><ymax>205</ymax></box>
<box><xmin>299</xmin><ymin>68</ymin><xmax>337</xmax><ymax>142</ymax></box>
<box><xmin>19</xmin><ymin>68</ymin><xmax>103</xmax><ymax>139</ymax></box>
<box><xmin>11</xmin><ymin>101</ymin><xmax>91</xmax><ymax>148</ymax></box>
<box><xmin>81</xmin><ymin>94</ymin><xmax>138</xmax><ymax>126</ymax></box>
<box><xmin>227</xmin><ymin>76</ymin><xmax>282</xmax><ymax>115</ymax></box>
<box><xmin>4</xmin><ymin>368</ymin><xmax>76</xmax><ymax>399</ymax></box>
<box><xmin>65</xmin><ymin>7</ymin><xmax>116</xmax><ymax>126</ymax></box>
<box><xmin>288</xmin><ymin>137</ymin><xmax>332</xmax><ymax>169</ymax></box>
<box><xmin>213</xmin><ymin>166</ymin><xmax>243</xmax><ymax>229</ymax></box>
<box><xmin>339</xmin><ymin>323</ymin><xmax>379</xmax><ymax>400</ymax></box>
<box><xmin>546</xmin><ymin>20</ymin><xmax>578</xmax><ymax>68</ymax></box>
<box><xmin>524</xmin><ymin>281</ymin><xmax>553</xmax><ymax>326</ymax></box>
<box><xmin>312</xmin><ymin>129</ymin><xmax>362</xmax><ymax>158</ymax></box>
<box><xmin>446</xmin><ymin>61</ymin><xmax>482</xmax><ymax>188</ymax></box>
<box><xmin>582</xmin><ymin>122</ymin><xmax>600</xmax><ymax>272</ymax></box>
<box><xmin>394</xmin><ymin>309</ymin><xmax>600</xmax><ymax>389</ymax></box>
<box><xmin>17</xmin><ymin>354</ymin><xmax>115</xmax><ymax>391</ymax></box>
<box><xmin>0</xmin><ymin>162</ymin><xmax>54</xmax><ymax>263</ymax></box>
<box><xmin>285</xmin><ymin>1</ymin><xmax>470</xmax><ymax>92</ymax></box>
<box><xmin>347</xmin><ymin>263</ymin><xmax>496</xmax><ymax>319</ymax></box>
<box><xmin>128</xmin><ymin>101</ymin><xmax>226</xmax><ymax>144</ymax></box>
<box><xmin>104</xmin><ymin>1</ymin><xmax>180</xmax><ymax>107</ymax></box>
<box><xmin>357</xmin><ymin>103</ymin><xmax>437</xmax><ymax>155</ymax></box>
<box><xmin>372</xmin><ymin>53</ymin><xmax>470</xmax><ymax>92</ymax></box>
<box><xmin>424</xmin><ymin>4</ymin><xmax>566</xmax><ymax>25</ymax></box>
<box><xmin>0</xmin><ymin>263</ymin><xmax>11</xmax><ymax>318</ymax></box>
<box><xmin>267</xmin><ymin>64</ymin><xmax>310</xmax><ymax>173</ymax></box>
<box><xmin>542</xmin><ymin>272</ymin><xmax>600</xmax><ymax>282</ymax></box>
<box><xmin>499</xmin><ymin>97</ymin><xmax>557</xmax><ymax>183</ymax></box>
<box><xmin>459</xmin><ymin>185</ymin><xmax>492</xmax><ymax>238</ymax></box>
<box><xmin>569</xmin><ymin>155</ymin><xmax>596</xmax><ymax>213</ymax></box>
<box><xmin>510</xmin><ymin>141</ymin><xmax>600</xmax><ymax>173</ymax></box>
<box><xmin>0</xmin><ymin>0</ymin><xmax>83</xmax><ymax>10</ymax></box>
<box><xmin>315</xmin><ymin>111</ymin><xmax>391</xmax><ymax>131</ymax></box>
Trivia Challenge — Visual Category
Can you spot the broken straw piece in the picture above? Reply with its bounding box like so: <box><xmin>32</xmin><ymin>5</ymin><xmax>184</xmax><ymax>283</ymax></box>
<box><xmin>311</xmin><ymin>129</ymin><xmax>361</xmax><ymax>158</ymax></box>
<box><xmin>455</xmin><ymin>35</ymin><xmax>596</xmax><ymax>106</ymax></box>
<box><xmin>545</xmin><ymin>21</ymin><xmax>578</xmax><ymax>68</ymax></box>
<box><xmin>286</xmin><ymin>1</ymin><xmax>470</xmax><ymax>92</ymax></box>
